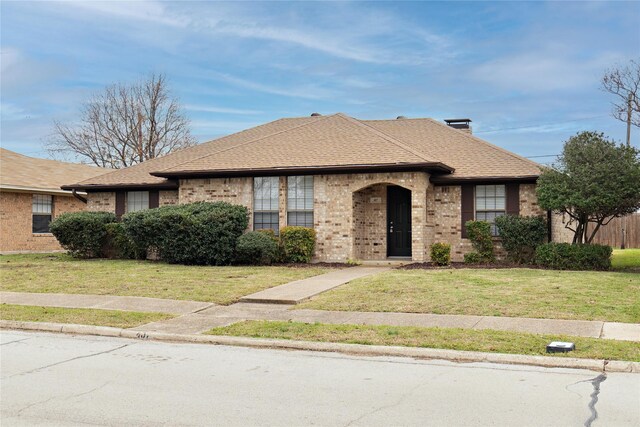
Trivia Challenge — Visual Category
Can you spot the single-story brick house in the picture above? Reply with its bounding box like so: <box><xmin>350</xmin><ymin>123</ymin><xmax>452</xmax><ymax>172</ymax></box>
<box><xmin>62</xmin><ymin>113</ymin><xmax>571</xmax><ymax>262</ymax></box>
<box><xmin>0</xmin><ymin>148</ymin><xmax>108</xmax><ymax>253</ymax></box>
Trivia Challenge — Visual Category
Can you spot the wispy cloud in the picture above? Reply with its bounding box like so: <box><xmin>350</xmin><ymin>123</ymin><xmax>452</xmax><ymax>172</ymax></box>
<box><xmin>184</xmin><ymin>104</ymin><xmax>262</xmax><ymax>115</ymax></box>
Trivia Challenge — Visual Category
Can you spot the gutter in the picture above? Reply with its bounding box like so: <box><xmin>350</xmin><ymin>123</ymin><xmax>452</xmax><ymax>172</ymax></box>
<box><xmin>0</xmin><ymin>184</ymin><xmax>87</xmax><ymax>197</ymax></box>
<box><xmin>150</xmin><ymin>162</ymin><xmax>455</xmax><ymax>179</ymax></box>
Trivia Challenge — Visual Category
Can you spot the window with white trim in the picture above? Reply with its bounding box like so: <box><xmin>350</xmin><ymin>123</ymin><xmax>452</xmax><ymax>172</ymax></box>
<box><xmin>253</xmin><ymin>177</ymin><xmax>279</xmax><ymax>233</ymax></box>
<box><xmin>127</xmin><ymin>191</ymin><xmax>149</xmax><ymax>212</ymax></box>
<box><xmin>475</xmin><ymin>184</ymin><xmax>505</xmax><ymax>236</ymax></box>
<box><xmin>32</xmin><ymin>194</ymin><xmax>53</xmax><ymax>233</ymax></box>
<box><xmin>287</xmin><ymin>176</ymin><xmax>314</xmax><ymax>228</ymax></box>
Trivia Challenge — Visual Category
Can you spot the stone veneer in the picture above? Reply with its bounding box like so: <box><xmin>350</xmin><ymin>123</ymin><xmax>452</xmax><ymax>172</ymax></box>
<box><xmin>82</xmin><ymin>177</ymin><xmax>548</xmax><ymax>263</ymax></box>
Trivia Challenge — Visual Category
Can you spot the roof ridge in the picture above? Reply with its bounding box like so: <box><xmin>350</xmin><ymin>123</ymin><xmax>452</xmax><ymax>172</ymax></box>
<box><xmin>0</xmin><ymin>148</ymin><xmax>106</xmax><ymax>170</ymax></box>
<box><xmin>154</xmin><ymin>115</ymin><xmax>330</xmax><ymax>173</ymax></box>
<box><xmin>336</xmin><ymin>113</ymin><xmax>435</xmax><ymax>163</ymax></box>
<box><xmin>424</xmin><ymin>118</ymin><xmax>541</xmax><ymax>169</ymax></box>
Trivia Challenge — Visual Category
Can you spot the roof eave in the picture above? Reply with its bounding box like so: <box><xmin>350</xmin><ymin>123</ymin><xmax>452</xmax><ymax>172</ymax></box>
<box><xmin>149</xmin><ymin>162</ymin><xmax>455</xmax><ymax>179</ymax></box>
<box><xmin>0</xmin><ymin>184</ymin><xmax>85</xmax><ymax>196</ymax></box>
<box><xmin>61</xmin><ymin>180</ymin><xmax>179</xmax><ymax>192</ymax></box>
<box><xmin>430</xmin><ymin>175</ymin><xmax>539</xmax><ymax>185</ymax></box>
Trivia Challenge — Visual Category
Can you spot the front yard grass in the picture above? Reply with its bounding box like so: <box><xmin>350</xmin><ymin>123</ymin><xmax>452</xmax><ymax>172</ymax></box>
<box><xmin>0</xmin><ymin>253</ymin><xmax>333</xmax><ymax>305</ymax></box>
<box><xmin>0</xmin><ymin>304</ymin><xmax>172</xmax><ymax>328</ymax></box>
<box><xmin>612</xmin><ymin>248</ymin><xmax>640</xmax><ymax>272</ymax></box>
<box><xmin>298</xmin><ymin>268</ymin><xmax>640</xmax><ymax>323</ymax></box>
<box><xmin>206</xmin><ymin>320</ymin><xmax>640</xmax><ymax>362</ymax></box>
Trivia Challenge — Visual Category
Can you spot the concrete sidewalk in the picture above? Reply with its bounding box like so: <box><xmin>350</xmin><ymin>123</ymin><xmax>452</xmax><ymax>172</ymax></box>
<box><xmin>0</xmin><ymin>291</ymin><xmax>213</xmax><ymax>315</ymax></box>
<box><xmin>239</xmin><ymin>266</ymin><xmax>390</xmax><ymax>304</ymax></box>
<box><xmin>3</xmin><ymin>291</ymin><xmax>639</xmax><ymax>341</ymax></box>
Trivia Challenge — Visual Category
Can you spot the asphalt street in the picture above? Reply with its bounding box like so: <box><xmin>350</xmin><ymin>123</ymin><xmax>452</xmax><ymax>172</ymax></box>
<box><xmin>1</xmin><ymin>330</ymin><xmax>638</xmax><ymax>426</ymax></box>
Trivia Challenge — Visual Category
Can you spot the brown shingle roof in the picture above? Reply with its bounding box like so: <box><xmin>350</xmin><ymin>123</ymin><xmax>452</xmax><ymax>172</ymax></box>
<box><xmin>0</xmin><ymin>148</ymin><xmax>108</xmax><ymax>194</ymax></box>
<box><xmin>65</xmin><ymin>113</ymin><xmax>540</xmax><ymax>189</ymax></box>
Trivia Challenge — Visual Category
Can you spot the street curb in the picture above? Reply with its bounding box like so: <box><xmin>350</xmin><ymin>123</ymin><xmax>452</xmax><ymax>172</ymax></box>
<box><xmin>2</xmin><ymin>320</ymin><xmax>638</xmax><ymax>373</ymax></box>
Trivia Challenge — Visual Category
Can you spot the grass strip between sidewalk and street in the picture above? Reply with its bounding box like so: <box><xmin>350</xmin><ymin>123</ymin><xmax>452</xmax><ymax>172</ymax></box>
<box><xmin>0</xmin><ymin>304</ymin><xmax>174</xmax><ymax>328</ymax></box>
<box><xmin>205</xmin><ymin>320</ymin><xmax>640</xmax><ymax>362</ymax></box>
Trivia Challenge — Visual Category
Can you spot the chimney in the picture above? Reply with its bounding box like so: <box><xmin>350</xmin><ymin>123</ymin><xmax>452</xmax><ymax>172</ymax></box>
<box><xmin>444</xmin><ymin>118</ymin><xmax>472</xmax><ymax>134</ymax></box>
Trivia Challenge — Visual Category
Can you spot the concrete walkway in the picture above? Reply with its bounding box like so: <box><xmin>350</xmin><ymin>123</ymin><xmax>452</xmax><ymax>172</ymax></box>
<box><xmin>3</xmin><ymin>291</ymin><xmax>639</xmax><ymax>341</ymax></box>
<box><xmin>239</xmin><ymin>266</ymin><xmax>390</xmax><ymax>304</ymax></box>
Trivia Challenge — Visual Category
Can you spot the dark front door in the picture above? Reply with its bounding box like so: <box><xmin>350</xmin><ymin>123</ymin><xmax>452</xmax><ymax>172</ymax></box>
<box><xmin>387</xmin><ymin>186</ymin><xmax>412</xmax><ymax>257</ymax></box>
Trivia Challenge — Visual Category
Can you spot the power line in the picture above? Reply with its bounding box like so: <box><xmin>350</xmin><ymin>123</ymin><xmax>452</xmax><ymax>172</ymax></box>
<box><xmin>526</xmin><ymin>154</ymin><xmax>560</xmax><ymax>158</ymax></box>
<box><xmin>475</xmin><ymin>115</ymin><xmax>607</xmax><ymax>134</ymax></box>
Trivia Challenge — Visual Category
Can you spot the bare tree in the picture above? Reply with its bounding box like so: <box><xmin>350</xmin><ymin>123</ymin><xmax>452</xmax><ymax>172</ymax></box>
<box><xmin>601</xmin><ymin>58</ymin><xmax>640</xmax><ymax>146</ymax></box>
<box><xmin>49</xmin><ymin>73</ymin><xmax>197</xmax><ymax>168</ymax></box>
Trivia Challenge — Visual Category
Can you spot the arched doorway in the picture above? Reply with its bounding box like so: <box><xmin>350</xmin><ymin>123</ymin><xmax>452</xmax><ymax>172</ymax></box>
<box><xmin>352</xmin><ymin>183</ymin><xmax>412</xmax><ymax>260</ymax></box>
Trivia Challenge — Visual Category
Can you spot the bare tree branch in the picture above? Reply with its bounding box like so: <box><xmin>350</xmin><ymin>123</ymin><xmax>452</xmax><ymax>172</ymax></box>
<box><xmin>47</xmin><ymin>73</ymin><xmax>197</xmax><ymax>168</ymax></box>
<box><xmin>601</xmin><ymin>58</ymin><xmax>640</xmax><ymax>128</ymax></box>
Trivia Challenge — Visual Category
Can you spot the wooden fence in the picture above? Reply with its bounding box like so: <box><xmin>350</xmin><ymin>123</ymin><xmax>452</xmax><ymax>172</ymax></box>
<box><xmin>588</xmin><ymin>213</ymin><xmax>640</xmax><ymax>248</ymax></box>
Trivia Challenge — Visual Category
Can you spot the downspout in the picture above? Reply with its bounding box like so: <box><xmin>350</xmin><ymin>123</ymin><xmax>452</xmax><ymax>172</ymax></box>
<box><xmin>72</xmin><ymin>189</ymin><xmax>87</xmax><ymax>204</ymax></box>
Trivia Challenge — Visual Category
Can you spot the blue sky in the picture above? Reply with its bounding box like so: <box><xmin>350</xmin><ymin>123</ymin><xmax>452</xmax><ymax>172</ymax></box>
<box><xmin>1</xmin><ymin>1</ymin><xmax>639</xmax><ymax>165</ymax></box>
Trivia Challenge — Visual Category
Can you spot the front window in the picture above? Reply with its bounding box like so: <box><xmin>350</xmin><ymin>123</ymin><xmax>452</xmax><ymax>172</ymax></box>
<box><xmin>127</xmin><ymin>191</ymin><xmax>149</xmax><ymax>212</ymax></box>
<box><xmin>287</xmin><ymin>176</ymin><xmax>314</xmax><ymax>227</ymax></box>
<box><xmin>253</xmin><ymin>177</ymin><xmax>279</xmax><ymax>233</ymax></box>
<box><xmin>475</xmin><ymin>184</ymin><xmax>505</xmax><ymax>236</ymax></box>
<box><xmin>32</xmin><ymin>194</ymin><xmax>53</xmax><ymax>233</ymax></box>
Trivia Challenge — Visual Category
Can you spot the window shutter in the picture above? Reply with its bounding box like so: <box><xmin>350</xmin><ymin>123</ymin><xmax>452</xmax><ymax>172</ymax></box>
<box><xmin>506</xmin><ymin>183</ymin><xmax>520</xmax><ymax>216</ymax></box>
<box><xmin>461</xmin><ymin>184</ymin><xmax>474</xmax><ymax>238</ymax></box>
<box><xmin>115</xmin><ymin>191</ymin><xmax>126</xmax><ymax>218</ymax></box>
<box><xmin>149</xmin><ymin>191</ymin><xmax>159</xmax><ymax>209</ymax></box>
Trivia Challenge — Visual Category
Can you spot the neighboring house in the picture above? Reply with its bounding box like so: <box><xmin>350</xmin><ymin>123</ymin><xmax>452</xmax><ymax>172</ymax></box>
<box><xmin>62</xmin><ymin>113</ymin><xmax>567</xmax><ymax>262</ymax></box>
<box><xmin>0</xmin><ymin>148</ymin><xmax>108</xmax><ymax>253</ymax></box>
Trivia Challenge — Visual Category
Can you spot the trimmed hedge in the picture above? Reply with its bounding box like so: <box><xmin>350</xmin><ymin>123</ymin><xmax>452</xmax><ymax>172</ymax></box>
<box><xmin>535</xmin><ymin>243</ymin><xmax>612</xmax><ymax>271</ymax></box>
<box><xmin>495</xmin><ymin>215</ymin><xmax>547</xmax><ymax>264</ymax></box>
<box><xmin>430</xmin><ymin>243</ymin><xmax>451</xmax><ymax>266</ymax></box>
<box><xmin>280</xmin><ymin>226</ymin><xmax>316</xmax><ymax>263</ymax></box>
<box><xmin>50</xmin><ymin>211</ymin><xmax>116</xmax><ymax>258</ymax></box>
<box><xmin>103</xmin><ymin>222</ymin><xmax>136</xmax><ymax>259</ymax></box>
<box><xmin>464</xmin><ymin>220</ymin><xmax>495</xmax><ymax>263</ymax></box>
<box><xmin>121</xmin><ymin>202</ymin><xmax>249</xmax><ymax>265</ymax></box>
<box><xmin>235</xmin><ymin>231</ymin><xmax>279</xmax><ymax>265</ymax></box>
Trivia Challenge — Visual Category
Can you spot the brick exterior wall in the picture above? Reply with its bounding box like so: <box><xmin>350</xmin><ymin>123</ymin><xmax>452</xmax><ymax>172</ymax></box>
<box><xmin>79</xmin><ymin>177</ymin><xmax>545</xmax><ymax>263</ymax></box>
<box><xmin>551</xmin><ymin>212</ymin><xmax>575</xmax><ymax>243</ymax></box>
<box><xmin>0</xmin><ymin>191</ymin><xmax>86</xmax><ymax>253</ymax></box>
<box><xmin>86</xmin><ymin>192</ymin><xmax>116</xmax><ymax>212</ymax></box>
<box><xmin>159</xmin><ymin>190</ymin><xmax>179</xmax><ymax>206</ymax></box>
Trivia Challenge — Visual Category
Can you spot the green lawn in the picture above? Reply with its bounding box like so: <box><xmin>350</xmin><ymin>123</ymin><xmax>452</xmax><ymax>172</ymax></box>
<box><xmin>0</xmin><ymin>304</ymin><xmax>172</xmax><ymax>328</ymax></box>
<box><xmin>298</xmin><ymin>268</ymin><xmax>640</xmax><ymax>323</ymax></box>
<box><xmin>206</xmin><ymin>320</ymin><xmax>640</xmax><ymax>362</ymax></box>
<box><xmin>612</xmin><ymin>249</ymin><xmax>640</xmax><ymax>272</ymax></box>
<box><xmin>0</xmin><ymin>253</ymin><xmax>332</xmax><ymax>305</ymax></box>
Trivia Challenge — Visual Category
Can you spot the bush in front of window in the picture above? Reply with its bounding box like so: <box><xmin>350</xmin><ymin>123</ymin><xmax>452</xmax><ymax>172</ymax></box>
<box><xmin>121</xmin><ymin>202</ymin><xmax>249</xmax><ymax>265</ymax></box>
<box><xmin>234</xmin><ymin>231</ymin><xmax>279</xmax><ymax>265</ymax></box>
<box><xmin>279</xmin><ymin>226</ymin><xmax>316</xmax><ymax>263</ymax></box>
<box><xmin>495</xmin><ymin>215</ymin><xmax>547</xmax><ymax>264</ymax></box>
<box><xmin>103</xmin><ymin>223</ymin><xmax>137</xmax><ymax>259</ymax></box>
<box><xmin>50</xmin><ymin>211</ymin><xmax>117</xmax><ymax>258</ymax></box>
<box><xmin>535</xmin><ymin>243</ymin><xmax>612</xmax><ymax>271</ymax></box>
<box><xmin>464</xmin><ymin>220</ymin><xmax>495</xmax><ymax>263</ymax></box>
<box><xmin>430</xmin><ymin>243</ymin><xmax>451</xmax><ymax>266</ymax></box>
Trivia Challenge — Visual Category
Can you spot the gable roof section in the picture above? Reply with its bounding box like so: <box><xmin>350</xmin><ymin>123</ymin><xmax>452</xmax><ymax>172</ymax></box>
<box><xmin>363</xmin><ymin>118</ymin><xmax>541</xmax><ymax>181</ymax></box>
<box><xmin>153</xmin><ymin>113</ymin><xmax>450</xmax><ymax>177</ymax></box>
<box><xmin>0</xmin><ymin>148</ymin><xmax>108</xmax><ymax>195</ymax></box>
<box><xmin>64</xmin><ymin>116</ymin><xmax>320</xmax><ymax>190</ymax></box>
<box><xmin>64</xmin><ymin>113</ymin><xmax>540</xmax><ymax>190</ymax></box>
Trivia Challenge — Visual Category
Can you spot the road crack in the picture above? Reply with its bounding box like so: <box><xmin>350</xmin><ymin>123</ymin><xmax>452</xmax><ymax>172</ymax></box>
<box><xmin>584</xmin><ymin>373</ymin><xmax>606</xmax><ymax>427</ymax></box>
<box><xmin>3</xmin><ymin>344</ymin><xmax>131</xmax><ymax>380</ymax></box>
